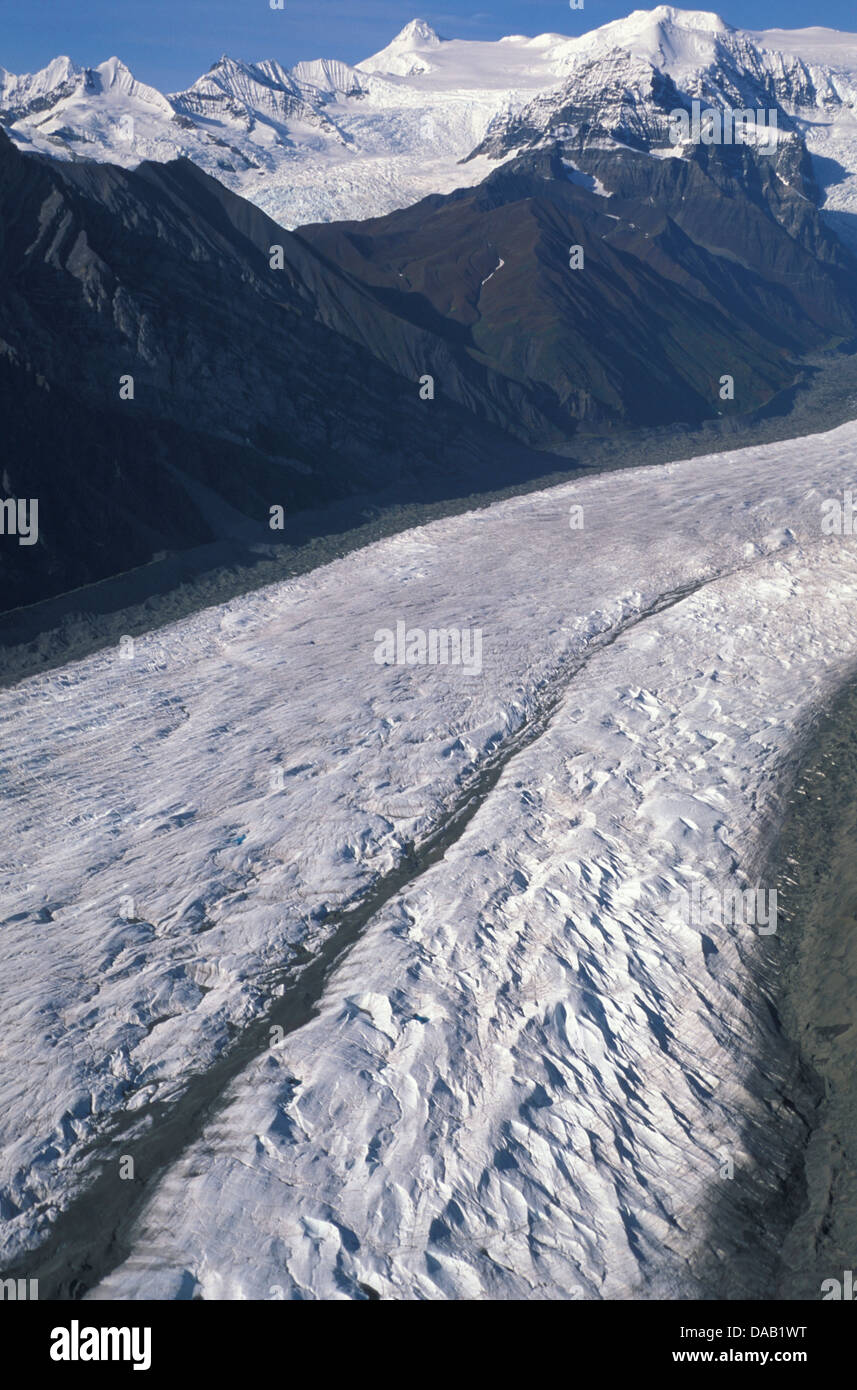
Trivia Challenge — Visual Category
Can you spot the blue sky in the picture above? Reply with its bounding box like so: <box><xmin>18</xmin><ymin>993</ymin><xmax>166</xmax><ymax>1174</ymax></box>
<box><xmin>1</xmin><ymin>1</ymin><xmax>855</xmax><ymax>90</ymax></box>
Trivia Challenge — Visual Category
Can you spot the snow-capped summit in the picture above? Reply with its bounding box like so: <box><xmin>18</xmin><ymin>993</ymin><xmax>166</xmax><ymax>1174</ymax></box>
<box><xmin>397</xmin><ymin>17</ymin><xmax>444</xmax><ymax>46</ymax></box>
<box><xmin>0</xmin><ymin>53</ymin><xmax>78</xmax><ymax>95</ymax></box>
<box><xmin>0</xmin><ymin>53</ymin><xmax>173</xmax><ymax>142</ymax></box>
<box><xmin>579</xmin><ymin>5</ymin><xmax>731</xmax><ymax>60</ymax></box>
<box><xmin>0</xmin><ymin>54</ymin><xmax>83</xmax><ymax>120</ymax></box>
<box><xmin>630</xmin><ymin>5</ymin><xmax>731</xmax><ymax>34</ymax></box>
<box><xmin>288</xmin><ymin>57</ymin><xmax>368</xmax><ymax>98</ymax></box>
<box><xmin>2</xmin><ymin>8</ymin><xmax>857</xmax><ymax>233</ymax></box>
<box><xmin>358</xmin><ymin>17</ymin><xmax>444</xmax><ymax>76</ymax></box>
<box><xmin>94</xmin><ymin>56</ymin><xmax>137</xmax><ymax>92</ymax></box>
<box><xmin>172</xmin><ymin>52</ymin><xmax>336</xmax><ymax>136</ymax></box>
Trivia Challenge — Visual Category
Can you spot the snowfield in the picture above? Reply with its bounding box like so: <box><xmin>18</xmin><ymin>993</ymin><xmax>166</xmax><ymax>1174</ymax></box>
<box><xmin>4</xmin><ymin>9</ymin><xmax>857</xmax><ymax>233</ymax></box>
<box><xmin>0</xmin><ymin>22</ymin><xmax>562</xmax><ymax>227</ymax></box>
<box><xmin>4</xmin><ymin>420</ymin><xmax>857</xmax><ymax>1295</ymax></box>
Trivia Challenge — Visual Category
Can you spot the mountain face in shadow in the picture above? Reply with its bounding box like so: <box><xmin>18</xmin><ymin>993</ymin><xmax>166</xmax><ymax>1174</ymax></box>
<box><xmin>0</xmin><ymin>126</ymin><xmax>563</xmax><ymax>615</ymax></box>
<box><xmin>300</xmin><ymin>136</ymin><xmax>857</xmax><ymax>432</ymax></box>
<box><xmin>1</xmin><ymin>117</ymin><xmax>856</xmax><ymax>621</ymax></box>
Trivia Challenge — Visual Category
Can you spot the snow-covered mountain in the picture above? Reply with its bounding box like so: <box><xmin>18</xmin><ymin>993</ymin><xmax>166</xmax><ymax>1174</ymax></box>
<box><xmin>2</xmin><ymin>8</ymin><xmax>857</xmax><ymax>237</ymax></box>
<box><xmin>0</xmin><ymin>20</ymin><xmax>552</xmax><ymax>227</ymax></box>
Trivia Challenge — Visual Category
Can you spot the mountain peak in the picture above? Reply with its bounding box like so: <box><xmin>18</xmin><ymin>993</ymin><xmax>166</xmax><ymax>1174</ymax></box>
<box><xmin>358</xmin><ymin>18</ymin><xmax>444</xmax><ymax>75</ymax></box>
<box><xmin>393</xmin><ymin>19</ymin><xmax>443</xmax><ymax>47</ymax></box>
<box><xmin>96</xmin><ymin>56</ymin><xmax>133</xmax><ymax>81</ymax></box>
<box><xmin>630</xmin><ymin>6</ymin><xmax>730</xmax><ymax>35</ymax></box>
<box><xmin>574</xmin><ymin>7</ymin><xmax>732</xmax><ymax>71</ymax></box>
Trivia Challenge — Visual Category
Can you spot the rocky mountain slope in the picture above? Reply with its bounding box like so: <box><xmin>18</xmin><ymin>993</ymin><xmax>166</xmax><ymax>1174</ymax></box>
<box><xmin>0</xmin><ymin>125</ymin><xmax>563</xmax><ymax>613</ymax></box>
<box><xmin>300</xmin><ymin>135</ymin><xmax>857</xmax><ymax>431</ymax></box>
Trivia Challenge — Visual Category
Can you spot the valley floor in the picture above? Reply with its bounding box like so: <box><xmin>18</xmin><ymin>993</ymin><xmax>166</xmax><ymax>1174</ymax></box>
<box><xmin>5</xmin><ymin>346</ymin><xmax>857</xmax><ymax>693</ymax></box>
<box><xmin>4</xmin><ymin>420</ymin><xmax>857</xmax><ymax>1297</ymax></box>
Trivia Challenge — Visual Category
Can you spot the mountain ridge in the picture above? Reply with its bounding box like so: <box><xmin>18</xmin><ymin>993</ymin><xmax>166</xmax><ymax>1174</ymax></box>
<box><xmin>3</xmin><ymin>9</ymin><xmax>857</xmax><ymax>238</ymax></box>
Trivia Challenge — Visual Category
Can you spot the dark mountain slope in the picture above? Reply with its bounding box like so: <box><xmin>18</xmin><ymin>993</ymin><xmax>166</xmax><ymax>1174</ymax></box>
<box><xmin>299</xmin><ymin>138</ymin><xmax>857</xmax><ymax>431</ymax></box>
<box><xmin>0</xmin><ymin>129</ymin><xmax>562</xmax><ymax>614</ymax></box>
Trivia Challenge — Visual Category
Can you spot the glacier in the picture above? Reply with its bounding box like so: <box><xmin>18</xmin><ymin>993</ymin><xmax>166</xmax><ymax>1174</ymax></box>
<box><xmin>4</xmin><ymin>419</ymin><xmax>857</xmax><ymax>1296</ymax></box>
<box><xmin>3</xmin><ymin>9</ymin><xmax>857</xmax><ymax>236</ymax></box>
